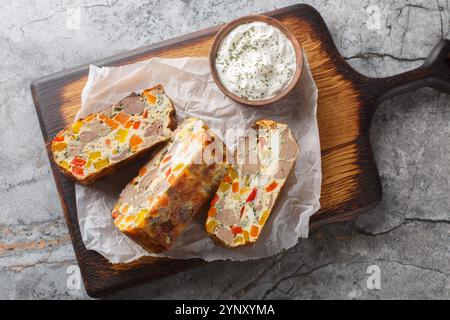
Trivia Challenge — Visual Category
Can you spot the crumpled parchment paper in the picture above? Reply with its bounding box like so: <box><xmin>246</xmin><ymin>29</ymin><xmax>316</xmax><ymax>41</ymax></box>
<box><xmin>75</xmin><ymin>52</ymin><xmax>321</xmax><ymax>263</ymax></box>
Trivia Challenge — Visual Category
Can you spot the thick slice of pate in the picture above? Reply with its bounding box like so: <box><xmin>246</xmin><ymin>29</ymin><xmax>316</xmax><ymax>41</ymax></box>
<box><xmin>205</xmin><ymin>120</ymin><xmax>300</xmax><ymax>247</ymax></box>
<box><xmin>50</xmin><ymin>85</ymin><xmax>176</xmax><ymax>185</ymax></box>
<box><xmin>112</xmin><ymin>117</ymin><xmax>229</xmax><ymax>253</ymax></box>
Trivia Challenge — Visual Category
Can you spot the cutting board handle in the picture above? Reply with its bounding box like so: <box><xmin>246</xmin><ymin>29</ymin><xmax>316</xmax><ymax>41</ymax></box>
<box><xmin>373</xmin><ymin>39</ymin><xmax>450</xmax><ymax>103</ymax></box>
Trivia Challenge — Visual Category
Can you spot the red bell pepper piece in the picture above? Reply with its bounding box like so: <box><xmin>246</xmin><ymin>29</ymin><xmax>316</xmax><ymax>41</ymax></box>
<box><xmin>133</xmin><ymin>121</ymin><xmax>141</xmax><ymax>129</ymax></box>
<box><xmin>239</xmin><ymin>206</ymin><xmax>246</xmax><ymax>218</ymax></box>
<box><xmin>211</xmin><ymin>194</ymin><xmax>219</xmax><ymax>207</ymax></box>
<box><xmin>71</xmin><ymin>157</ymin><xmax>86</xmax><ymax>167</ymax></box>
<box><xmin>72</xmin><ymin>166</ymin><xmax>84</xmax><ymax>176</ymax></box>
<box><xmin>53</xmin><ymin>135</ymin><xmax>64</xmax><ymax>142</ymax></box>
<box><xmin>246</xmin><ymin>188</ymin><xmax>257</xmax><ymax>202</ymax></box>
<box><xmin>231</xmin><ymin>226</ymin><xmax>243</xmax><ymax>234</ymax></box>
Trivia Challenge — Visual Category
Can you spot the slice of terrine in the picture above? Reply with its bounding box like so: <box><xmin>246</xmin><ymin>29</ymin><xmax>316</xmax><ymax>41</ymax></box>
<box><xmin>205</xmin><ymin>120</ymin><xmax>300</xmax><ymax>247</ymax></box>
<box><xmin>112</xmin><ymin>117</ymin><xmax>229</xmax><ymax>253</ymax></box>
<box><xmin>50</xmin><ymin>85</ymin><xmax>176</xmax><ymax>185</ymax></box>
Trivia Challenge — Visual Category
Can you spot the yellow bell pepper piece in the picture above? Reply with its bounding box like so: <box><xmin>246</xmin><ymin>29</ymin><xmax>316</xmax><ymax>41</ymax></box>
<box><xmin>84</xmin><ymin>114</ymin><xmax>96</xmax><ymax>122</ymax></box>
<box><xmin>206</xmin><ymin>220</ymin><xmax>218</xmax><ymax>234</ymax></box>
<box><xmin>229</xmin><ymin>167</ymin><xmax>238</xmax><ymax>180</ymax></box>
<box><xmin>59</xmin><ymin>160</ymin><xmax>70</xmax><ymax>170</ymax></box>
<box><xmin>259</xmin><ymin>210</ymin><xmax>270</xmax><ymax>226</ymax></box>
<box><xmin>114</xmin><ymin>129</ymin><xmax>128</xmax><ymax>143</ymax></box>
<box><xmin>71</xmin><ymin>120</ymin><xmax>83</xmax><ymax>134</ymax></box>
<box><xmin>173</xmin><ymin>163</ymin><xmax>184</xmax><ymax>171</ymax></box>
<box><xmin>243</xmin><ymin>230</ymin><xmax>250</xmax><ymax>242</ymax></box>
<box><xmin>219</xmin><ymin>181</ymin><xmax>230</xmax><ymax>193</ymax></box>
<box><xmin>240</xmin><ymin>187</ymin><xmax>250</xmax><ymax>195</ymax></box>
<box><xmin>52</xmin><ymin>142</ymin><xmax>67</xmax><ymax>152</ymax></box>
<box><xmin>93</xmin><ymin>158</ymin><xmax>109</xmax><ymax>170</ymax></box>
<box><xmin>88</xmin><ymin>151</ymin><xmax>102</xmax><ymax>161</ymax></box>
<box><xmin>135</xmin><ymin>208</ymin><xmax>150</xmax><ymax>225</ymax></box>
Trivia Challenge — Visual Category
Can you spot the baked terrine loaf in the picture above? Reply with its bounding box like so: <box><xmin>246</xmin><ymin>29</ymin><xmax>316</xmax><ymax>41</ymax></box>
<box><xmin>112</xmin><ymin>117</ymin><xmax>229</xmax><ymax>253</ymax></box>
<box><xmin>205</xmin><ymin>120</ymin><xmax>300</xmax><ymax>247</ymax></box>
<box><xmin>50</xmin><ymin>85</ymin><xmax>176</xmax><ymax>185</ymax></box>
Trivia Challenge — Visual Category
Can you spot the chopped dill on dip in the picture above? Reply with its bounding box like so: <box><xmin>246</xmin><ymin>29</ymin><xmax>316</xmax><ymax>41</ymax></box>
<box><xmin>215</xmin><ymin>21</ymin><xmax>296</xmax><ymax>101</ymax></box>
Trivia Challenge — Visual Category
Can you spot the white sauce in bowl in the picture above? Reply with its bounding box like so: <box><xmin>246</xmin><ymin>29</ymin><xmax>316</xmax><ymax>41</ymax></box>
<box><xmin>215</xmin><ymin>21</ymin><xmax>296</xmax><ymax>101</ymax></box>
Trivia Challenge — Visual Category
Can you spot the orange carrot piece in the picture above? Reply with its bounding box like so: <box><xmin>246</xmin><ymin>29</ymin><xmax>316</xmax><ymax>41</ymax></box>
<box><xmin>232</xmin><ymin>181</ymin><xmax>239</xmax><ymax>193</ymax></box>
<box><xmin>168</xmin><ymin>174</ymin><xmax>177</xmax><ymax>186</ymax></box>
<box><xmin>145</xmin><ymin>93</ymin><xmax>156</xmax><ymax>104</ymax></box>
<box><xmin>159</xmin><ymin>195</ymin><xmax>169</xmax><ymax>207</ymax></box>
<box><xmin>124</xmin><ymin>120</ymin><xmax>134</xmax><ymax>129</ymax></box>
<box><xmin>129</xmin><ymin>134</ymin><xmax>144</xmax><ymax>148</ymax></box>
<box><xmin>139</xmin><ymin>167</ymin><xmax>147</xmax><ymax>177</ymax></box>
<box><xmin>104</xmin><ymin>117</ymin><xmax>119</xmax><ymax>129</ymax></box>
<box><xmin>265</xmin><ymin>181</ymin><xmax>278</xmax><ymax>192</ymax></box>
<box><xmin>250</xmin><ymin>225</ymin><xmax>259</xmax><ymax>237</ymax></box>
<box><xmin>207</xmin><ymin>207</ymin><xmax>217</xmax><ymax>217</ymax></box>
<box><xmin>111</xmin><ymin>209</ymin><xmax>119</xmax><ymax>220</ymax></box>
<box><xmin>114</xmin><ymin>112</ymin><xmax>130</xmax><ymax>126</ymax></box>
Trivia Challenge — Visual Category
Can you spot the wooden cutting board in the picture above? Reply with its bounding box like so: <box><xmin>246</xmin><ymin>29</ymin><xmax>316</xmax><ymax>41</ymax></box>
<box><xmin>30</xmin><ymin>4</ymin><xmax>450</xmax><ymax>297</ymax></box>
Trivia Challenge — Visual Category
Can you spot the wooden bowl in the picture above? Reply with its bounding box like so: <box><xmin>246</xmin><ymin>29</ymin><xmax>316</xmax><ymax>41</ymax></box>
<box><xmin>209</xmin><ymin>15</ymin><xmax>303</xmax><ymax>106</ymax></box>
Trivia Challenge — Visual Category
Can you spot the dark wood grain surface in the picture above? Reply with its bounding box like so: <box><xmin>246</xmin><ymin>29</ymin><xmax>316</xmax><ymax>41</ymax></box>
<box><xmin>30</xmin><ymin>4</ymin><xmax>450</xmax><ymax>297</ymax></box>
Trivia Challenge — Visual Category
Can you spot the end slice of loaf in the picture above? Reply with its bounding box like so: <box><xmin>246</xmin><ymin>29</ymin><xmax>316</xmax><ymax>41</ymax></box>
<box><xmin>205</xmin><ymin>120</ymin><xmax>300</xmax><ymax>248</ymax></box>
<box><xmin>112</xmin><ymin>117</ymin><xmax>229</xmax><ymax>253</ymax></box>
<box><xmin>50</xmin><ymin>85</ymin><xmax>176</xmax><ymax>185</ymax></box>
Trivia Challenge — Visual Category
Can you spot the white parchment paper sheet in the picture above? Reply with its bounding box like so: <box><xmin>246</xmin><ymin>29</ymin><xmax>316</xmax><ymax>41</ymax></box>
<box><xmin>75</xmin><ymin>53</ymin><xmax>321</xmax><ymax>263</ymax></box>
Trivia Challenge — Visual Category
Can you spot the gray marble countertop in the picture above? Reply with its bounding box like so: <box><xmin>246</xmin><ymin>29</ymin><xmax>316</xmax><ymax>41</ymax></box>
<box><xmin>0</xmin><ymin>0</ymin><xmax>448</xmax><ymax>299</ymax></box>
